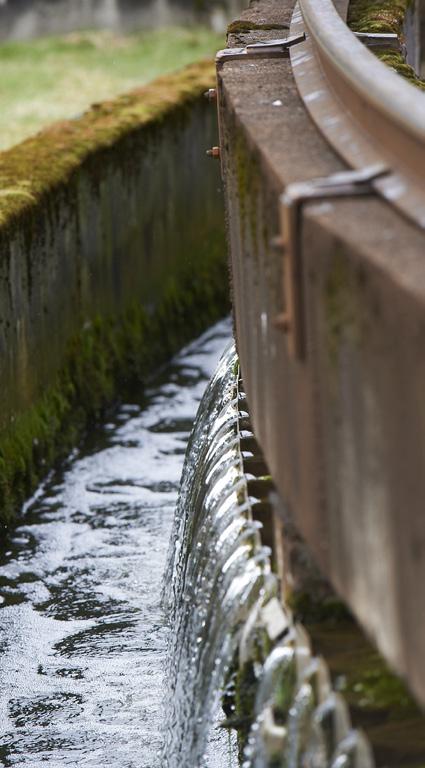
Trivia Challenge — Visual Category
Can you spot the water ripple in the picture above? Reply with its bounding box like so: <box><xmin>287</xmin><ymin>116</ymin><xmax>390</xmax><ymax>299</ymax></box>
<box><xmin>0</xmin><ymin>318</ymin><xmax>232</xmax><ymax>767</ymax></box>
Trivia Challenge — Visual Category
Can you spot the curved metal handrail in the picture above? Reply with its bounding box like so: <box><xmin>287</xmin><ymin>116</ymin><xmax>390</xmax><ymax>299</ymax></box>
<box><xmin>291</xmin><ymin>0</ymin><xmax>425</xmax><ymax>227</ymax></box>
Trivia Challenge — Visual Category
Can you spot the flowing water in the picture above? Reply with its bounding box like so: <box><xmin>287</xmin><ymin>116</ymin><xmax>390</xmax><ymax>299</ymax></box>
<box><xmin>162</xmin><ymin>344</ymin><xmax>271</xmax><ymax>768</ymax></box>
<box><xmin>0</xmin><ymin>319</ymin><xmax>234</xmax><ymax>768</ymax></box>
<box><xmin>0</xmin><ymin>316</ymin><xmax>382</xmax><ymax>768</ymax></box>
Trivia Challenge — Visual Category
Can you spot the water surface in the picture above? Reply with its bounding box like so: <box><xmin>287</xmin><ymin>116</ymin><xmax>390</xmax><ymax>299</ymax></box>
<box><xmin>0</xmin><ymin>319</ymin><xmax>232</xmax><ymax>768</ymax></box>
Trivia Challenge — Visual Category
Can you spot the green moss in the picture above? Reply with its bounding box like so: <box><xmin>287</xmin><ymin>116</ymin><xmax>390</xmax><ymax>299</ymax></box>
<box><xmin>234</xmin><ymin>131</ymin><xmax>260</xmax><ymax>253</ymax></box>
<box><xmin>311</xmin><ymin>619</ymin><xmax>422</xmax><ymax>717</ymax></box>
<box><xmin>0</xmin><ymin>59</ymin><xmax>230</xmax><ymax>524</ymax></box>
<box><xmin>0</xmin><ymin>27</ymin><xmax>224</xmax><ymax>151</ymax></box>
<box><xmin>222</xmin><ymin>622</ymin><xmax>275</xmax><ymax>759</ymax></box>
<box><xmin>0</xmin><ymin>59</ymin><xmax>216</xmax><ymax>233</ymax></box>
<box><xmin>0</xmin><ymin>225</ymin><xmax>228</xmax><ymax>523</ymax></box>
<box><xmin>348</xmin><ymin>0</ymin><xmax>410</xmax><ymax>34</ymax></box>
<box><xmin>293</xmin><ymin>588</ymin><xmax>425</xmax><ymax>766</ymax></box>
<box><xmin>227</xmin><ymin>20</ymin><xmax>289</xmax><ymax>34</ymax></box>
<box><xmin>234</xmin><ymin>661</ymin><xmax>259</xmax><ymax>758</ymax></box>
<box><xmin>273</xmin><ymin>655</ymin><xmax>297</xmax><ymax>724</ymax></box>
<box><xmin>377</xmin><ymin>50</ymin><xmax>425</xmax><ymax>88</ymax></box>
<box><xmin>348</xmin><ymin>0</ymin><xmax>425</xmax><ymax>89</ymax></box>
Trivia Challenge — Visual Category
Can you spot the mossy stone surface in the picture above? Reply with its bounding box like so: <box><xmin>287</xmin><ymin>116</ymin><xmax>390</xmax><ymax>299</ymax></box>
<box><xmin>0</xmin><ymin>60</ymin><xmax>230</xmax><ymax>525</ymax></box>
<box><xmin>348</xmin><ymin>0</ymin><xmax>410</xmax><ymax>34</ymax></box>
<box><xmin>348</xmin><ymin>0</ymin><xmax>425</xmax><ymax>88</ymax></box>
<box><xmin>291</xmin><ymin>590</ymin><xmax>425</xmax><ymax>767</ymax></box>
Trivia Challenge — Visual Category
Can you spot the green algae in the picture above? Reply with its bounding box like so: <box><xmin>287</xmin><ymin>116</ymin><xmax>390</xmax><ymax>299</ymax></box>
<box><xmin>224</xmin><ymin>624</ymin><xmax>274</xmax><ymax>759</ymax></box>
<box><xmin>234</xmin><ymin>130</ymin><xmax>260</xmax><ymax>254</ymax></box>
<box><xmin>233</xmin><ymin>661</ymin><xmax>258</xmax><ymax>758</ymax></box>
<box><xmin>291</xmin><ymin>589</ymin><xmax>425</xmax><ymax>767</ymax></box>
<box><xmin>224</xmin><ymin>581</ymin><xmax>425</xmax><ymax>767</ymax></box>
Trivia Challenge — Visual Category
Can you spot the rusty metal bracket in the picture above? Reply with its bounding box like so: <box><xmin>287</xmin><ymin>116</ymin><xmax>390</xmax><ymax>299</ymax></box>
<box><xmin>274</xmin><ymin>164</ymin><xmax>389</xmax><ymax>360</ymax></box>
<box><xmin>354</xmin><ymin>31</ymin><xmax>402</xmax><ymax>53</ymax></box>
<box><xmin>216</xmin><ymin>34</ymin><xmax>306</xmax><ymax>66</ymax></box>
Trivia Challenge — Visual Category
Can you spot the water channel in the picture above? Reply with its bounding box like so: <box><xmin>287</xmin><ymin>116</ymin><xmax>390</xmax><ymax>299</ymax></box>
<box><xmin>0</xmin><ymin>319</ymin><xmax>234</xmax><ymax>768</ymax></box>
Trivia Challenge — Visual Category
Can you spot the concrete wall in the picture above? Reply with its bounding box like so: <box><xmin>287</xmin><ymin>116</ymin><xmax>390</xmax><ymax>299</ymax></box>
<box><xmin>0</xmin><ymin>0</ymin><xmax>242</xmax><ymax>39</ymax></box>
<box><xmin>218</xmin><ymin>0</ymin><xmax>425</xmax><ymax>707</ymax></box>
<box><xmin>0</xmin><ymin>62</ymin><xmax>228</xmax><ymax>521</ymax></box>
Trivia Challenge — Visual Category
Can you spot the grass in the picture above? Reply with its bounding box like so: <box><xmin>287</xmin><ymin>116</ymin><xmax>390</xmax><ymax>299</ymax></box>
<box><xmin>0</xmin><ymin>26</ymin><xmax>223</xmax><ymax>150</ymax></box>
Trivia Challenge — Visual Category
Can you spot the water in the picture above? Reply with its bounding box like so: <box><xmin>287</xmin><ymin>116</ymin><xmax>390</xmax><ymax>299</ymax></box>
<box><xmin>163</xmin><ymin>344</ymin><xmax>272</xmax><ymax>768</ymax></box>
<box><xmin>0</xmin><ymin>317</ymin><xmax>380</xmax><ymax>768</ymax></box>
<box><xmin>238</xmin><ymin>612</ymin><xmax>376</xmax><ymax>768</ymax></box>
<box><xmin>0</xmin><ymin>318</ymin><xmax>233</xmax><ymax>768</ymax></box>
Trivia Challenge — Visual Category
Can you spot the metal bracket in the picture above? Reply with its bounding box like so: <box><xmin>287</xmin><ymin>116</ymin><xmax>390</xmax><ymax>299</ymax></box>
<box><xmin>354</xmin><ymin>31</ymin><xmax>402</xmax><ymax>53</ymax></box>
<box><xmin>274</xmin><ymin>164</ymin><xmax>389</xmax><ymax>360</ymax></box>
<box><xmin>216</xmin><ymin>34</ymin><xmax>306</xmax><ymax>66</ymax></box>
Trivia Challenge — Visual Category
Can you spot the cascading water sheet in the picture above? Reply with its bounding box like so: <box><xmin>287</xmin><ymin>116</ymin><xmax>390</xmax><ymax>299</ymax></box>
<box><xmin>0</xmin><ymin>319</ymin><xmax>233</xmax><ymax>768</ymax></box>
<box><xmin>163</xmin><ymin>344</ymin><xmax>271</xmax><ymax>768</ymax></box>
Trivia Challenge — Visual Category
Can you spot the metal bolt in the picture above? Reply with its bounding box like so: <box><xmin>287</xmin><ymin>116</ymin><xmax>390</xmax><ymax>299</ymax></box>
<box><xmin>206</xmin><ymin>146</ymin><xmax>221</xmax><ymax>159</ymax></box>
<box><xmin>274</xmin><ymin>312</ymin><xmax>291</xmax><ymax>333</ymax></box>
<box><xmin>204</xmin><ymin>88</ymin><xmax>217</xmax><ymax>102</ymax></box>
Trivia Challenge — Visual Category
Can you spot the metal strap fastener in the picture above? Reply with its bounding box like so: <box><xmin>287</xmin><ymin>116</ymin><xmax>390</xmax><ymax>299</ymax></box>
<box><xmin>274</xmin><ymin>165</ymin><xmax>389</xmax><ymax>360</ymax></box>
<box><xmin>216</xmin><ymin>34</ymin><xmax>306</xmax><ymax>66</ymax></box>
<box><xmin>354</xmin><ymin>31</ymin><xmax>402</xmax><ymax>53</ymax></box>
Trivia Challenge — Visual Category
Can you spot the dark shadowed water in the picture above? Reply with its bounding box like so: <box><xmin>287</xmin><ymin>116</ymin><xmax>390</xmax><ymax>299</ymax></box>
<box><xmin>0</xmin><ymin>319</ymin><xmax>233</xmax><ymax>768</ymax></box>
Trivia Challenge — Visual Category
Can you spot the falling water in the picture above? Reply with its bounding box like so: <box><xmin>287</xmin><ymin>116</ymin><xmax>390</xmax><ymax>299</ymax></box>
<box><xmin>0</xmin><ymin>315</ymin><xmax>378</xmax><ymax>768</ymax></box>
<box><xmin>162</xmin><ymin>342</ymin><xmax>377</xmax><ymax>768</ymax></box>
<box><xmin>0</xmin><ymin>319</ymin><xmax>233</xmax><ymax>768</ymax></box>
<box><xmin>162</xmin><ymin>343</ymin><xmax>272</xmax><ymax>767</ymax></box>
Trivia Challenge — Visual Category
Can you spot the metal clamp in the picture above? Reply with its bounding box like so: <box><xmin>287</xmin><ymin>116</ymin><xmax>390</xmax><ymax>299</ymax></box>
<box><xmin>216</xmin><ymin>34</ymin><xmax>306</xmax><ymax>66</ymax></box>
<box><xmin>354</xmin><ymin>31</ymin><xmax>402</xmax><ymax>53</ymax></box>
<box><xmin>274</xmin><ymin>165</ymin><xmax>389</xmax><ymax>360</ymax></box>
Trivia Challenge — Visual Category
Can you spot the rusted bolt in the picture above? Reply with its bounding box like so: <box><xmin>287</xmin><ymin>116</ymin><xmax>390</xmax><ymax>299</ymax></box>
<box><xmin>206</xmin><ymin>146</ymin><xmax>221</xmax><ymax>159</ymax></box>
<box><xmin>204</xmin><ymin>88</ymin><xmax>217</xmax><ymax>102</ymax></box>
<box><xmin>274</xmin><ymin>312</ymin><xmax>291</xmax><ymax>333</ymax></box>
<box><xmin>270</xmin><ymin>235</ymin><xmax>285</xmax><ymax>251</ymax></box>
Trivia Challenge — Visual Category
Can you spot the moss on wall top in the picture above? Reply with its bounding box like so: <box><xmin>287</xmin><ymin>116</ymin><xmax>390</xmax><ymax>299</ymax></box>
<box><xmin>0</xmin><ymin>28</ymin><xmax>223</xmax><ymax>151</ymax></box>
<box><xmin>348</xmin><ymin>0</ymin><xmax>410</xmax><ymax>34</ymax></box>
<box><xmin>0</xmin><ymin>57</ymin><xmax>228</xmax><ymax>523</ymax></box>
<box><xmin>0</xmin><ymin>59</ymin><xmax>215</xmax><ymax>232</ymax></box>
<box><xmin>348</xmin><ymin>0</ymin><xmax>425</xmax><ymax>89</ymax></box>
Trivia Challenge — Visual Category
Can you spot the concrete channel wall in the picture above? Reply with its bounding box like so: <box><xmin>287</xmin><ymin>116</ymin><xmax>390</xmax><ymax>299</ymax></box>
<box><xmin>218</xmin><ymin>0</ymin><xmax>425</xmax><ymax>706</ymax></box>
<box><xmin>0</xmin><ymin>61</ymin><xmax>226</xmax><ymax>523</ymax></box>
<box><xmin>0</xmin><ymin>0</ymin><xmax>242</xmax><ymax>39</ymax></box>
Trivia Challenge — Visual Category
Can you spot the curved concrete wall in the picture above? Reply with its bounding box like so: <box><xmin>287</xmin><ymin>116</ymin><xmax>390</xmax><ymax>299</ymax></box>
<box><xmin>0</xmin><ymin>0</ymin><xmax>242</xmax><ymax>39</ymax></box>
<box><xmin>0</xmin><ymin>61</ymin><xmax>228</xmax><ymax>522</ymax></box>
<box><xmin>218</xmin><ymin>0</ymin><xmax>425</xmax><ymax>708</ymax></box>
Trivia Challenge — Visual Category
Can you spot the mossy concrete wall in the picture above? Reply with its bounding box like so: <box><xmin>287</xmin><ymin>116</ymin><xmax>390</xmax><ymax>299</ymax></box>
<box><xmin>219</xmin><ymin>0</ymin><xmax>425</xmax><ymax>708</ymax></box>
<box><xmin>0</xmin><ymin>60</ymin><xmax>229</xmax><ymax>523</ymax></box>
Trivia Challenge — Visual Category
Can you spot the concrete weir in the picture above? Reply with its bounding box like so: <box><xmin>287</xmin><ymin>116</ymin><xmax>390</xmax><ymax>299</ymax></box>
<box><xmin>0</xmin><ymin>61</ymin><xmax>227</xmax><ymax>524</ymax></box>
<box><xmin>217</xmin><ymin>0</ymin><xmax>425</xmax><ymax>706</ymax></box>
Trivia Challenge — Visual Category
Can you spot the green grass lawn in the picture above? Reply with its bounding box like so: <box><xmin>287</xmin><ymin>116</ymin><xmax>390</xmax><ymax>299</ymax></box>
<box><xmin>0</xmin><ymin>26</ymin><xmax>224</xmax><ymax>151</ymax></box>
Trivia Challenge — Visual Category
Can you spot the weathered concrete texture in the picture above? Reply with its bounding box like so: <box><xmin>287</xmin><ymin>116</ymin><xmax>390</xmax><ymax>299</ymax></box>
<box><xmin>0</xmin><ymin>0</ymin><xmax>242</xmax><ymax>39</ymax></box>
<box><xmin>219</xmin><ymin>0</ymin><xmax>425</xmax><ymax>707</ymax></box>
<box><xmin>0</xmin><ymin>61</ymin><xmax>228</xmax><ymax>522</ymax></box>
